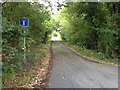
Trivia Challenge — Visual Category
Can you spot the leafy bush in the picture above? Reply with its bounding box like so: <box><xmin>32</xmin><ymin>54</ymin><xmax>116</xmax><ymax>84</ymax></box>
<box><xmin>67</xmin><ymin>43</ymin><xmax>118</xmax><ymax>65</ymax></box>
<box><xmin>2</xmin><ymin>2</ymin><xmax>55</xmax><ymax>84</ymax></box>
<box><xmin>58</xmin><ymin>2</ymin><xmax>120</xmax><ymax>61</ymax></box>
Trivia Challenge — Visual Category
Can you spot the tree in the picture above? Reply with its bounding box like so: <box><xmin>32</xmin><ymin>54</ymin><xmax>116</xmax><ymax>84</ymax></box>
<box><xmin>57</xmin><ymin>2</ymin><xmax>120</xmax><ymax>58</ymax></box>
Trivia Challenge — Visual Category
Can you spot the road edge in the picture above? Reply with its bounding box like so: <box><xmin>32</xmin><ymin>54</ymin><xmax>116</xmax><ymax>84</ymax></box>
<box><xmin>64</xmin><ymin>42</ymin><xmax>119</xmax><ymax>67</ymax></box>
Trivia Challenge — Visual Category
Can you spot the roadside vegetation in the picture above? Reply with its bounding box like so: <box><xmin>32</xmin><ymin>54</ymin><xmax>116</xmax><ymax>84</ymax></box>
<box><xmin>2</xmin><ymin>2</ymin><xmax>55</xmax><ymax>87</ymax></box>
<box><xmin>3</xmin><ymin>42</ymin><xmax>51</xmax><ymax>88</ymax></box>
<box><xmin>2</xmin><ymin>1</ymin><xmax>120</xmax><ymax>88</ymax></box>
<box><xmin>57</xmin><ymin>2</ymin><xmax>120</xmax><ymax>65</ymax></box>
<box><xmin>66</xmin><ymin>43</ymin><xmax>119</xmax><ymax>66</ymax></box>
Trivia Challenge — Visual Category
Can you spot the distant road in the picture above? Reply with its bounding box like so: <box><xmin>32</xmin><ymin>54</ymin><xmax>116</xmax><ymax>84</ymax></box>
<box><xmin>48</xmin><ymin>41</ymin><xmax>118</xmax><ymax>88</ymax></box>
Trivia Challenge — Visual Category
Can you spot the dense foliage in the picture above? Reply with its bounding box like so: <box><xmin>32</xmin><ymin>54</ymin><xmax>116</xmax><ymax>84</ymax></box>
<box><xmin>2</xmin><ymin>2</ymin><xmax>55</xmax><ymax>83</ymax></box>
<box><xmin>2</xmin><ymin>1</ymin><xmax>120</xmax><ymax>85</ymax></box>
<box><xmin>58</xmin><ymin>2</ymin><xmax>120</xmax><ymax>61</ymax></box>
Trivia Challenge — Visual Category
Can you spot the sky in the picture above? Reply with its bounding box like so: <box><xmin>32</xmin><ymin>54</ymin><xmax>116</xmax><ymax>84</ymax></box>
<box><xmin>51</xmin><ymin>31</ymin><xmax>62</xmax><ymax>41</ymax></box>
<box><xmin>38</xmin><ymin>0</ymin><xmax>65</xmax><ymax>14</ymax></box>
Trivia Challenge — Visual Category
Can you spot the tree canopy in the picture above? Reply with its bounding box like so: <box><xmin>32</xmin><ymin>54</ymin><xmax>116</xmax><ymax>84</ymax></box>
<box><xmin>57</xmin><ymin>2</ymin><xmax>120</xmax><ymax>58</ymax></box>
<box><xmin>2</xmin><ymin>2</ymin><xmax>57</xmax><ymax>83</ymax></box>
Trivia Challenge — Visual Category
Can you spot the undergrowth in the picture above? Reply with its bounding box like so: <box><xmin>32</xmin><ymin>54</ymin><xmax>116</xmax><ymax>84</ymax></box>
<box><xmin>3</xmin><ymin>41</ymin><xmax>51</xmax><ymax>87</ymax></box>
<box><xmin>66</xmin><ymin>43</ymin><xmax>119</xmax><ymax>66</ymax></box>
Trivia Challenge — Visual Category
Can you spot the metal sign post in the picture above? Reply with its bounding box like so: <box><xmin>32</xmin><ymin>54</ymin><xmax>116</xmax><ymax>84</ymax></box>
<box><xmin>19</xmin><ymin>18</ymin><xmax>29</xmax><ymax>62</ymax></box>
<box><xmin>23</xmin><ymin>28</ymin><xmax>26</xmax><ymax>60</ymax></box>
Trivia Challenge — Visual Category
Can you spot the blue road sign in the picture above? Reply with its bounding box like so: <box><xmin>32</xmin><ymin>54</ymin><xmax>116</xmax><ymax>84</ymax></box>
<box><xmin>19</xmin><ymin>18</ymin><xmax>29</xmax><ymax>27</ymax></box>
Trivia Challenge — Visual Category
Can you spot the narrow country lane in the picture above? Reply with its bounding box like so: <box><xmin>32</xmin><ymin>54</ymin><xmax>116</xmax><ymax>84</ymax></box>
<box><xmin>48</xmin><ymin>41</ymin><xmax>118</xmax><ymax>88</ymax></box>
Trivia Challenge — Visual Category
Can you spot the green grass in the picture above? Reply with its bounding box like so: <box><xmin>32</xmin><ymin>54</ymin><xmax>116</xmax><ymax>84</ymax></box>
<box><xmin>66</xmin><ymin>43</ymin><xmax>119</xmax><ymax>66</ymax></box>
<box><xmin>3</xmin><ymin>41</ymin><xmax>51</xmax><ymax>87</ymax></box>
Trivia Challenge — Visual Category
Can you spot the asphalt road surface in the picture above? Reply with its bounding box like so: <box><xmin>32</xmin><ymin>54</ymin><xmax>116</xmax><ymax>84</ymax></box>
<box><xmin>48</xmin><ymin>41</ymin><xmax>118</xmax><ymax>88</ymax></box>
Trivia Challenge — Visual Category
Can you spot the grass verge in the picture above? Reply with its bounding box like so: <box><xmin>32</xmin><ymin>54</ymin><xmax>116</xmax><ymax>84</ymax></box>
<box><xmin>65</xmin><ymin>43</ymin><xmax>119</xmax><ymax>66</ymax></box>
<box><xmin>3</xmin><ymin>41</ymin><xmax>52</xmax><ymax>89</ymax></box>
